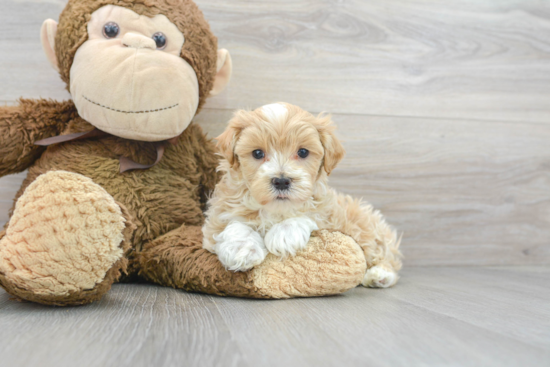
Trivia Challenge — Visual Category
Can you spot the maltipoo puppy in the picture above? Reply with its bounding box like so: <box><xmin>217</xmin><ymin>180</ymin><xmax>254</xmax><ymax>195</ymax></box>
<box><xmin>202</xmin><ymin>103</ymin><xmax>402</xmax><ymax>288</ymax></box>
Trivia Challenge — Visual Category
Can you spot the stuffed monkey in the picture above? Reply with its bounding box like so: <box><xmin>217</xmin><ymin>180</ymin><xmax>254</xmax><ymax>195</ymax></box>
<box><xmin>0</xmin><ymin>0</ymin><xmax>366</xmax><ymax>306</ymax></box>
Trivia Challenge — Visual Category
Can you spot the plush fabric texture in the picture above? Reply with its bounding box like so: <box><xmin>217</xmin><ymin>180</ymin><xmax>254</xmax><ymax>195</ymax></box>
<box><xmin>12</xmin><ymin>111</ymin><xmax>219</xmax><ymax>252</ymax></box>
<box><xmin>137</xmin><ymin>225</ymin><xmax>261</xmax><ymax>297</ymax></box>
<box><xmin>55</xmin><ymin>0</ymin><xmax>217</xmax><ymax>111</ymax></box>
<box><xmin>252</xmin><ymin>230</ymin><xmax>366</xmax><ymax>298</ymax></box>
<box><xmin>138</xmin><ymin>227</ymin><xmax>363</xmax><ymax>299</ymax></box>
<box><xmin>0</xmin><ymin>99</ymin><xmax>76</xmax><ymax>177</ymax></box>
<box><xmin>0</xmin><ymin>171</ymin><xmax>129</xmax><ymax>298</ymax></box>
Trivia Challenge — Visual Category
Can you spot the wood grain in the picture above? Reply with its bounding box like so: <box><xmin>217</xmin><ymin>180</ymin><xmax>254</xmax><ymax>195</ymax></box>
<box><xmin>0</xmin><ymin>284</ymin><xmax>247</xmax><ymax>367</ymax></box>
<box><xmin>0</xmin><ymin>267</ymin><xmax>548</xmax><ymax>367</ymax></box>
<box><xmin>2</xmin><ymin>0</ymin><xmax>550</xmax><ymax>122</ymax></box>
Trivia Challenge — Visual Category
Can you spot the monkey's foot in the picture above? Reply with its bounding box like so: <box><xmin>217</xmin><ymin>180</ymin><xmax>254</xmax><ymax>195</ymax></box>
<box><xmin>137</xmin><ymin>228</ymin><xmax>365</xmax><ymax>299</ymax></box>
<box><xmin>0</xmin><ymin>171</ymin><xmax>132</xmax><ymax>306</ymax></box>
<box><xmin>251</xmin><ymin>230</ymin><xmax>366</xmax><ymax>298</ymax></box>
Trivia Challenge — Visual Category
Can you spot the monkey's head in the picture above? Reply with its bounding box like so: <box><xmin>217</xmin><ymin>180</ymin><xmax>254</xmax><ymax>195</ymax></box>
<box><xmin>40</xmin><ymin>0</ymin><xmax>232</xmax><ymax>142</ymax></box>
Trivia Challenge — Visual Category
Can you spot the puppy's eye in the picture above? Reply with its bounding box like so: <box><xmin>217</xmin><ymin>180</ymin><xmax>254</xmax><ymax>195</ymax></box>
<box><xmin>252</xmin><ymin>149</ymin><xmax>265</xmax><ymax>160</ymax></box>
<box><xmin>152</xmin><ymin>32</ymin><xmax>167</xmax><ymax>49</ymax></box>
<box><xmin>297</xmin><ymin>148</ymin><xmax>309</xmax><ymax>158</ymax></box>
<box><xmin>103</xmin><ymin>22</ymin><xmax>120</xmax><ymax>39</ymax></box>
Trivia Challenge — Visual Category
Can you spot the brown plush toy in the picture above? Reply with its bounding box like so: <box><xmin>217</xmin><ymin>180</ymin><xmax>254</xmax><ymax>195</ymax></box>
<box><xmin>0</xmin><ymin>0</ymin><xmax>368</xmax><ymax>306</ymax></box>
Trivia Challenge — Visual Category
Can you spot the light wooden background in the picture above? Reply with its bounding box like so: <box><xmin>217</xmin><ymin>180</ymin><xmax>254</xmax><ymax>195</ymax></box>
<box><xmin>1</xmin><ymin>0</ymin><xmax>549</xmax><ymax>266</ymax></box>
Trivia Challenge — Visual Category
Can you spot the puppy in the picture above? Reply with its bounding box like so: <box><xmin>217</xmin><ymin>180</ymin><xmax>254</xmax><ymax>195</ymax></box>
<box><xmin>202</xmin><ymin>103</ymin><xmax>402</xmax><ymax>288</ymax></box>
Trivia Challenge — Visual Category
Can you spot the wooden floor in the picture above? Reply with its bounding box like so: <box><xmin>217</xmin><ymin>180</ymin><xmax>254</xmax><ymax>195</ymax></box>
<box><xmin>0</xmin><ymin>267</ymin><xmax>548</xmax><ymax>367</ymax></box>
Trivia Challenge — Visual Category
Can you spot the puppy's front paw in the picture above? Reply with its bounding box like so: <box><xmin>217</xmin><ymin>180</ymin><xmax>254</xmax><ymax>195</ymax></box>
<box><xmin>264</xmin><ymin>217</ymin><xmax>318</xmax><ymax>257</ymax></box>
<box><xmin>362</xmin><ymin>265</ymin><xmax>398</xmax><ymax>288</ymax></box>
<box><xmin>214</xmin><ymin>223</ymin><xmax>267</xmax><ymax>272</ymax></box>
<box><xmin>216</xmin><ymin>237</ymin><xmax>267</xmax><ymax>272</ymax></box>
<box><xmin>214</xmin><ymin>222</ymin><xmax>267</xmax><ymax>271</ymax></box>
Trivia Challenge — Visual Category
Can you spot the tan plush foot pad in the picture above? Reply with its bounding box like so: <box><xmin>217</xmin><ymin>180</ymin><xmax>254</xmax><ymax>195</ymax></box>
<box><xmin>0</xmin><ymin>171</ymin><xmax>127</xmax><ymax>306</ymax></box>
<box><xmin>251</xmin><ymin>230</ymin><xmax>366</xmax><ymax>298</ymax></box>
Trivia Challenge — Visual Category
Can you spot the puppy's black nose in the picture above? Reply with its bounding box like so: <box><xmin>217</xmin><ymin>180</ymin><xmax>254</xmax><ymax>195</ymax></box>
<box><xmin>272</xmin><ymin>177</ymin><xmax>291</xmax><ymax>190</ymax></box>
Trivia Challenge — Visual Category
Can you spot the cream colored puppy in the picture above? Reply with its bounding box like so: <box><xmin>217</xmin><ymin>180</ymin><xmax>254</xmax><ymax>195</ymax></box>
<box><xmin>202</xmin><ymin>103</ymin><xmax>402</xmax><ymax>288</ymax></box>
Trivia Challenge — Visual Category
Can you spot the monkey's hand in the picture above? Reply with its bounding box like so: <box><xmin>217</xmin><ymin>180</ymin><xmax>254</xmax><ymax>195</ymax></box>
<box><xmin>0</xmin><ymin>98</ymin><xmax>76</xmax><ymax>177</ymax></box>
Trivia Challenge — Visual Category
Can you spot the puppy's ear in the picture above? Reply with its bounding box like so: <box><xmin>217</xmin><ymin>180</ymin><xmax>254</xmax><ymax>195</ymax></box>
<box><xmin>315</xmin><ymin>114</ymin><xmax>345</xmax><ymax>176</ymax></box>
<box><xmin>216</xmin><ymin>110</ymin><xmax>249</xmax><ymax>168</ymax></box>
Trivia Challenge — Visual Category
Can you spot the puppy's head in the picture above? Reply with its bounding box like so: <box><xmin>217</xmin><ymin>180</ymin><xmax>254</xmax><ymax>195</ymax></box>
<box><xmin>216</xmin><ymin>103</ymin><xmax>345</xmax><ymax>208</ymax></box>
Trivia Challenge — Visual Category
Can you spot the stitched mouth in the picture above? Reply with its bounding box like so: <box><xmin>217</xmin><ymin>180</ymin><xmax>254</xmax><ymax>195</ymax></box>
<box><xmin>83</xmin><ymin>96</ymin><xmax>179</xmax><ymax>114</ymax></box>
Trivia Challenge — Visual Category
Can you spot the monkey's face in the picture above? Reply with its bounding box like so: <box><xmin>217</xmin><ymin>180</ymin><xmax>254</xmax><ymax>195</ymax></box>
<box><xmin>42</xmin><ymin>4</ymin><xmax>232</xmax><ymax>142</ymax></box>
<box><xmin>70</xmin><ymin>5</ymin><xmax>196</xmax><ymax>141</ymax></box>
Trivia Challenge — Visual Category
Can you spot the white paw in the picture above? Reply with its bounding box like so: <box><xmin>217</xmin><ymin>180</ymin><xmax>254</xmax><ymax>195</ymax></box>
<box><xmin>264</xmin><ymin>217</ymin><xmax>318</xmax><ymax>257</ymax></box>
<box><xmin>362</xmin><ymin>266</ymin><xmax>398</xmax><ymax>288</ymax></box>
<box><xmin>216</xmin><ymin>238</ymin><xmax>267</xmax><ymax>272</ymax></box>
<box><xmin>214</xmin><ymin>222</ymin><xmax>267</xmax><ymax>272</ymax></box>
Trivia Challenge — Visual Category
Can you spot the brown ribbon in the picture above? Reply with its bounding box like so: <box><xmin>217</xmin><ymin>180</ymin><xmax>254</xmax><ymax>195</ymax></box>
<box><xmin>35</xmin><ymin>128</ymin><xmax>173</xmax><ymax>173</ymax></box>
<box><xmin>34</xmin><ymin>129</ymin><xmax>108</xmax><ymax>146</ymax></box>
<box><xmin>118</xmin><ymin>142</ymin><xmax>166</xmax><ymax>173</ymax></box>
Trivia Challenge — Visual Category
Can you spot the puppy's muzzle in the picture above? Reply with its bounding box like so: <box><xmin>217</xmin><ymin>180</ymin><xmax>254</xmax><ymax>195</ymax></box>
<box><xmin>271</xmin><ymin>177</ymin><xmax>291</xmax><ymax>191</ymax></box>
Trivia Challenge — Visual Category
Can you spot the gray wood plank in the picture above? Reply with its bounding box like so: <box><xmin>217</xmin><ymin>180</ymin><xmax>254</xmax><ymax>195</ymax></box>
<box><xmin>0</xmin><ymin>285</ymin><xmax>248</xmax><ymax>367</ymax></box>
<box><xmin>387</xmin><ymin>266</ymin><xmax>550</xmax><ymax>349</ymax></box>
<box><xmin>1</xmin><ymin>110</ymin><xmax>549</xmax><ymax>266</ymax></box>
<box><xmin>2</xmin><ymin>0</ymin><xmax>550</xmax><ymax>122</ymax></box>
<box><xmin>214</xmin><ymin>288</ymin><xmax>549</xmax><ymax>367</ymax></box>
<box><xmin>0</xmin><ymin>267</ymin><xmax>549</xmax><ymax>367</ymax></box>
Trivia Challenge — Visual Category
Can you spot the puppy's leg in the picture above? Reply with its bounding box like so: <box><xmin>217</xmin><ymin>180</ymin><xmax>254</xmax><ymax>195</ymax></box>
<box><xmin>213</xmin><ymin>222</ymin><xmax>267</xmax><ymax>272</ymax></box>
<box><xmin>332</xmin><ymin>193</ymin><xmax>402</xmax><ymax>288</ymax></box>
<box><xmin>264</xmin><ymin>217</ymin><xmax>319</xmax><ymax>257</ymax></box>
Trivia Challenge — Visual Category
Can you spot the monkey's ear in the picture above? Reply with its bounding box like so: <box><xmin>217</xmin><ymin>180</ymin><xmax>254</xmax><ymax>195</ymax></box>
<box><xmin>41</xmin><ymin>19</ymin><xmax>59</xmax><ymax>72</ymax></box>
<box><xmin>210</xmin><ymin>49</ymin><xmax>232</xmax><ymax>96</ymax></box>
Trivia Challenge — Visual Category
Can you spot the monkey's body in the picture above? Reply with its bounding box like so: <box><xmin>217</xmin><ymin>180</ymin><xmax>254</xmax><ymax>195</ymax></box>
<box><xmin>10</xmin><ymin>102</ymin><xmax>217</xmax><ymax>252</ymax></box>
<box><xmin>0</xmin><ymin>0</ymin><xmax>368</xmax><ymax>306</ymax></box>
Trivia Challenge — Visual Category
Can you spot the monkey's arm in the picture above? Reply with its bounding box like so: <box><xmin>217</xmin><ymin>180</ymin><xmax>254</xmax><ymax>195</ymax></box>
<box><xmin>0</xmin><ymin>99</ymin><xmax>76</xmax><ymax>177</ymax></box>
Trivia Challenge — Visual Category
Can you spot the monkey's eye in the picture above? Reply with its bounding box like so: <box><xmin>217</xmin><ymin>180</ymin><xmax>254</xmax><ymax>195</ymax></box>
<box><xmin>297</xmin><ymin>148</ymin><xmax>309</xmax><ymax>158</ymax></box>
<box><xmin>103</xmin><ymin>22</ymin><xmax>120</xmax><ymax>39</ymax></box>
<box><xmin>152</xmin><ymin>32</ymin><xmax>167</xmax><ymax>50</ymax></box>
<box><xmin>252</xmin><ymin>150</ymin><xmax>265</xmax><ymax>160</ymax></box>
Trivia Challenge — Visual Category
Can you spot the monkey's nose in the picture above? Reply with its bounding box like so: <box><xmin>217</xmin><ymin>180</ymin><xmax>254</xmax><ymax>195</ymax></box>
<box><xmin>271</xmin><ymin>177</ymin><xmax>291</xmax><ymax>191</ymax></box>
<box><xmin>122</xmin><ymin>33</ymin><xmax>156</xmax><ymax>50</ymax></box>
